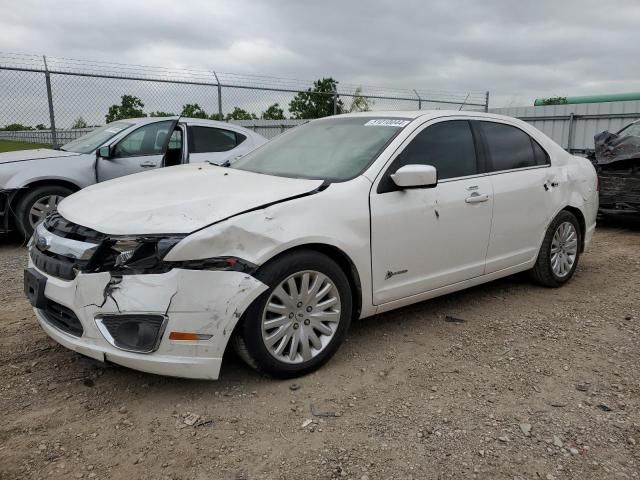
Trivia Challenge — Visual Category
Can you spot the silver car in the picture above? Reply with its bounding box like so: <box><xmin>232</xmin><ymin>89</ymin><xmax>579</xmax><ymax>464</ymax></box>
<box><xmin>0</xmin><ymin>117</ymin><xmax>267</xmax><ymax>236</ymax></box>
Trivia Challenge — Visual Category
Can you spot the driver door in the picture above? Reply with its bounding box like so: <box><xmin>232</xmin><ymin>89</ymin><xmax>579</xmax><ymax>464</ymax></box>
<box><xmin>370</xmin><ymin>119</ymin><xmax>493</xmax><ymax>305</ymax></box>
<box><xmin>97</xmin><ymin>120</ymin><xmax>176</xmax><ymax>182</ymax></box>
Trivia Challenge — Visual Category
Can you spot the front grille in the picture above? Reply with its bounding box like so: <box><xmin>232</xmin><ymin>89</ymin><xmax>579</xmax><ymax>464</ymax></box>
<box><xmin>30</xmin><ymin>247</ymin><xmax>83</xmax><ymax>281</ymax></box>
<box><xmin>39</xmin><ymin>300</ymin><xmax>84</xmax><ymax>337</ymax></box>
<box><xmin>44</xmin><ymin>212</ymin><xmax>105</xmax><ymax>243</ymax></box>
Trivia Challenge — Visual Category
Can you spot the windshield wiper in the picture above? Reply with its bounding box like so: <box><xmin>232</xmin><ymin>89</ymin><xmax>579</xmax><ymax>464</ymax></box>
<box><xmin>209</xmin><ymin>159</ymin><xmax>231</xmax><ymax>167</ymax></box>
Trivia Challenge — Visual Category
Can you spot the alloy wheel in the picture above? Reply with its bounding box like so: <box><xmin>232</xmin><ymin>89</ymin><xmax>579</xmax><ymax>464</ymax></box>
<box><xmin>261</xmin><ymin>270</ymin><xmax>341</xmax><ymax>364</ymax></box>
<box><xmin>550</xmin><ymin>221</ymin><xmax>578</xmax><ymax>278</ymax></box>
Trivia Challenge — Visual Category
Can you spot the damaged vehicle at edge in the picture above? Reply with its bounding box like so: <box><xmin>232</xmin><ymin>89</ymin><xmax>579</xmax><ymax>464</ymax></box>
<box><xmin>24</xmin><ymin>111</ymin><xmax>598</xmax><ymax>380</ymax></box>
<box><xmin>591</xmin><ymin>119</ymin><xmax>640</xmax><ymax>218</ymax></box>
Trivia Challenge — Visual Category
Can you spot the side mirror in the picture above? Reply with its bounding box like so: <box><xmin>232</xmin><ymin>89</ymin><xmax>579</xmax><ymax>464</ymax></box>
<box><xmin>391</xmin><ymin>164</ymin><xmax>437</xmax><ymax>189</ymax></box>
<box><xmin>96</xmin><ymin>145</ymin><xmax>112</xmax><ymax>159</ymax></box>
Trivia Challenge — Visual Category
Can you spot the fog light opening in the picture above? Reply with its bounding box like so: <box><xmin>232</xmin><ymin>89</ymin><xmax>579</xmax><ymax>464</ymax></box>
<box><xmin>96</xmin><ymin>314</ymin><xmax>168</xmax><ymax>354</ymax></box>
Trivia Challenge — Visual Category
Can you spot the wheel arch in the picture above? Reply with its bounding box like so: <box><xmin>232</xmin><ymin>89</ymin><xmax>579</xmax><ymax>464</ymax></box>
<box><xmin>562</xmin><ymin>205</ymin><xmax>586</xmax><ymax>252</ymax></box>
<box><xmin>258</xmin><ymin>243</ymin><xmax>363</xmax><ymax>320</ymax></box>
<box><xmin>10</xmin><ymin>179</ymin><xmax>81</xmax><ymax>210</ymax></box>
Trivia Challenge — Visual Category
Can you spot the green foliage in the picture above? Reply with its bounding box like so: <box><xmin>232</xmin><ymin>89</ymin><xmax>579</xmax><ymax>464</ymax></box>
<box><xmin>35</xmin><ymin>124</ymin><xmax>47</xmax><ymax>130</ymax></box>
<box><xmin>105</xmin><ymin>95</ymin><xmax>146</xmax><ymax>123</ymax></box>
<box><xmin>209</xmin><ymin>113</ymin><xmax>224</xmax><ymax>121</ymax></box>
<box><xmin>149</xmin><ymin>111</ymin><xmax>176</xmax><ymax>117</ymax></box>
<box><xmin>261</xmin><ymin>103</ymin><xmax>286</xmax><ymax>120</ymax></box>
<box><xmin>348</xmin><ymin>87</ymin><xmax>374</xmax><ymax>112</ymax></box>
<box><xmin>71</xmin><ymin>116</ymin><xmax>88</xmax><ymax>129</ymax></box>
<box><xmin>226</xmin><ymin>107</ymin><xmax>258</xmax><ymax>121</ymax></box>
<box><xmin>2</xmin><ymin>123</ymin><xmax>33</xmax><ymax>131</ymax></box>
<box><xmin>288</xmin><ymin>78</ymin><xmax>344</xmax><ymax>119</ymax></box>
<box><xmin>541</xmin><ymin>96</ymin><xmax>568</xmax><ymax>106</ymax></box>
<box><xmin>181</xmin><ymin>103</ymin><xmax>209</xmax><ymax>119</ymax></box>
<box><xmin>0</xmin><ymin>140</ymin><xmax>51</xmax><ymax>152</ymax></box>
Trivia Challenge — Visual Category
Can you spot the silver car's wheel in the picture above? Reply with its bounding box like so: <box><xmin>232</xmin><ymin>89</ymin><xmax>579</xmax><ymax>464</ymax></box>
<box><xmin>550</xmin><ymin>221</ymin><xmax>578</xmax><ymax>278</ymax></box>
<box><xmin>29</xmin><ymin>195</ymin><xmax>64</xmax><ymax>228</ymax></box>
<box><xmin>261</xmin><ymin>270</ymin><xmax>342</xmax><ymax>364</ymax></box>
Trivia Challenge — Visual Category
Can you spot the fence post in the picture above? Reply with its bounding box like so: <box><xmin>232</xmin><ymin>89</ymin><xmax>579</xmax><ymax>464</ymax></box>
<box><xmin>567</xmin><ymin>112</ymin><xmax>575</xmax><ymax>151</ymax></box>
<box><xmin>484</xmin><ymin>91</ymin><xmax>490</xmax><ymax>112</ymax></box>
<box><xmin>212</xmin><ymin>71</ymin><xmax>223</xmax><ymax>120</ymax></box>
<box><xmin>43</xmin><ymin>56</ymin><xmax>58</xmax><ymax>148</ymax></box>
<box><xmin>413</xmin><ymin>90</ymin><xmax>422</xmax><ymax>110</ymax></box>
<box><xmin>332</xmin><ymin>88</ymin><xmax>338</xmax><ymax>115</ymax></box>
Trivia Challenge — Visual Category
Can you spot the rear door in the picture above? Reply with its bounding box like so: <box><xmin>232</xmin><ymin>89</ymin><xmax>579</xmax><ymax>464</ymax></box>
<box><xmin>97</xmin><ymin>120</ymin><xmax>175</xmax><ymax>182</ymax></box>
<box><xmin>370</xmin><ymin>119</ymin><xmax>493</xmax><ymax>304</ymax></box>
<box><xmin>187</xmin><ymin>125</ymin><xmax>250</xmax><ymax>165</ymax></box>
<box><xmin>474</xmin><ymin>120</ymin><xmax>561</xmax><ymax>273</ymax></box>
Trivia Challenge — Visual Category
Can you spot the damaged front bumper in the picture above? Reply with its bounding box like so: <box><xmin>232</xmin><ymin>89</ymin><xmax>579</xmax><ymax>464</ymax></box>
<box><xmin>27</xmin><ymin>262</ymin><xmax>267</xmax><ymax>380</ymax></box>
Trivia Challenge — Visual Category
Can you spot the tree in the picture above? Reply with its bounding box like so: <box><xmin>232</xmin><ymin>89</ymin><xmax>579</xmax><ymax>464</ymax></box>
<box><xmin>105</xmin><ymin>95</ymin><xmax>146</xmax><ymax>123</ymax></box>
<box><xmin>348</xmin><ymin>87</ymin><xmax>374</xmax><ymax>112</ymax></box>
<box><xmin>209</xmin><ymin>113</ymin><xmax>224</xmax><ymax>121</ymax></box>
<box><xmin>149</xmin><ymin>111</ymin><xmax>176</xmax><ymax>117</ymax></box>
<box><xmin>3</xmin><ymin>123</ymin><xmax>33</xmax><ymax>131</ymax></box>
<box><xmin>181</xmin><ymin>103</ymin><xmax>209</xmax><ymax>119</ymax></box>
<box><xmin>225</xmin><ymin>107</ymin><xmax>258</xmax><ymax>121</ymax></box>
<box><xmin>71</xmin><ymin>116</ymin><xmax>88</xmax><ymax>129</ymax></box>
<box><xmin>541</xmin><ymin>96</ymin><xmax>568</xmax><ymax>106</ymax></box>
<box><xmin>35</xmin><ymin>124</ymin><xmax>47</xmax><ymax>130</ymax></box>
<box><xmin>261</xmin><ymin>103</ymin><xmax>286</xmax><ymax>120</ymax></box>
<box><xmin>288</xmin><ymin>78</ymin><xmax>344</xmax><ymax>119</ymax></box>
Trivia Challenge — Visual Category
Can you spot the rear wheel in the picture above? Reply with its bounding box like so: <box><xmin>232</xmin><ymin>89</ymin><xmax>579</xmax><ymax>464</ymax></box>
<box><xmin>233</xmin><ymin>250</ymin><xmax>352</xmax><ymax>378</ymax></box>
<box><xmin>15</xmin><ymin>185</ymin><xmax>72</xmax><ymax>237</ymax></box>
<box><xmin>530</xmin><ymin>210</ymin><xmax>581</xmax><ymax>287</ymax></box>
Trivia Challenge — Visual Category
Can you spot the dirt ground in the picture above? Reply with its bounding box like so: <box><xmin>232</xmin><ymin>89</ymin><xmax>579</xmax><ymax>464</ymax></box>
<box><xmin>1</xmin><ymin>222</ymin><xmax>639</xmax><ymax>480</ymax></box>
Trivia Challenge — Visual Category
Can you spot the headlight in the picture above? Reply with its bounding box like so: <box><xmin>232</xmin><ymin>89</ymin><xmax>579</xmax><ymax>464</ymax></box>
<box><xmin>87</xmin><ymin>236</ymin><xmax>257</xmax><ymax>275</ymax></box>
<box><xmin>88</xmin><ymin>236</ymin><xmax>185</xmax><ymax>274</ymax></box>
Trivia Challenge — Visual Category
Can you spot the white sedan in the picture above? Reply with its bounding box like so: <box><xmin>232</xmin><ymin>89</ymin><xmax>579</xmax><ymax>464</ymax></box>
<box><xmin>24</xmin><ymin>111</ymin><xmax>598</xmax><ymax>380</ymax></box>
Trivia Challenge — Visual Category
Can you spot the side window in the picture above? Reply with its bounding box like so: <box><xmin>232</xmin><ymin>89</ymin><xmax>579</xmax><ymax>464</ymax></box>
<box><xmin>168</xmin><ymin>129</ymin><xmax>182</xmax><ymax>150</ymax></box>
<box><xmin>190</xmin><ymin>126</ymin><xmax>247</xmax><ymax>153</ymax></box>
<box><xmin>113</xmin><ymin>121</ymin><xmax>173</xmax><ymax>157</ymax></box>
<box><xmin>479</xmin><ymin>122</ymin><xmax>540</xmax><ymax>171</ymax></box>
<box><xmin>531</xmin><ymin>138</ymin><xmax>550</xmax><ymax>165</ymax></box>
<box><xmin>378</xmin><ymin>120</ymin><xmax>477</xmax><ymax>193</ymax></box>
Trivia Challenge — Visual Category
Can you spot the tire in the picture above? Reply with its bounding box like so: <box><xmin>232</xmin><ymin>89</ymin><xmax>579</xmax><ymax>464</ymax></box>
<box><xmin>14</xmin><ymin>185</ymin><xmax>73</xmax><ymax>238</ymax></box>
<box><xmin>530</xmin><ymin>210</ymin><xmax>582</xmax><ymax>288</ymax></box>
<box><xmin>233</xmin><ymin>250</ymin><xmax>353</xmax><ymax>378</ymax></box>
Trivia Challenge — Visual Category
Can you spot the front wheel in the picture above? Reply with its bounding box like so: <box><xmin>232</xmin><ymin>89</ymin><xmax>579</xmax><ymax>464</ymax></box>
<box><xmin>233</xmin><ymin>250</ymin><xmax>352</xmax><ymax>378</ymax></box>
<box><xmin>15</xmin><ymin>185</ymin><xmax>73</xmax><ymax>238</ymax></box>
<box><xmin>530</xmin><ymin>210</ymin><xmax>582</xmax><ymax>288</ymax></box>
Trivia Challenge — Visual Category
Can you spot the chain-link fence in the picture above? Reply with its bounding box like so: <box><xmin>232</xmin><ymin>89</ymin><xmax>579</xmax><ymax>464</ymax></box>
<box><xmin>0</xmin><ymin>52</ymin><xmax>489</xmax><ymax>147</ymax></box>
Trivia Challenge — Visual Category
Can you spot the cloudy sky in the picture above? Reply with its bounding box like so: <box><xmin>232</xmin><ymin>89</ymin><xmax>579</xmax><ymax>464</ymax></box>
<box><xmin>1</xmin><ymin>0</ymin><xmax>640</xmax><ymax>108</ymax></box>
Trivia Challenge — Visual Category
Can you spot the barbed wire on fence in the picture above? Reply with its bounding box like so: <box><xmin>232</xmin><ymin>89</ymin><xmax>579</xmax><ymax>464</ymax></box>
<box><xmin>0</xmin><ymin>51</ymin><xmax>489</xmax><ymax>147</ymax></box>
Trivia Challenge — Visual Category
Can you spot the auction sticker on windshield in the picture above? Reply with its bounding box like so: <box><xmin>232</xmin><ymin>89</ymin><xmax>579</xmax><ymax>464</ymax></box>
<box><xmin>364</xmin><ymin>119</ymin><xmax>410</xmax><ymax>127</ymax></box>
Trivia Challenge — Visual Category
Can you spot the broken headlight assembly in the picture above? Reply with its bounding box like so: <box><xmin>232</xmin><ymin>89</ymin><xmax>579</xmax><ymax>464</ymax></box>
<box><xmin>87</xmin><ymin>236</ymin><xmax>257</xmax><ymax>275</ymax></box>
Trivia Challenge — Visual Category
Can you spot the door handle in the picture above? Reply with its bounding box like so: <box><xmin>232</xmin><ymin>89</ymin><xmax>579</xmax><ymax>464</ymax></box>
<box><xmin>465</xmin><ymin>192</ymin><xmax>489</xmax><ymax>204</ymax></box>
<box><xmin>140</xmin><ymin>161</ymin><xmax>157</xmax><ymax>168</ymax></box>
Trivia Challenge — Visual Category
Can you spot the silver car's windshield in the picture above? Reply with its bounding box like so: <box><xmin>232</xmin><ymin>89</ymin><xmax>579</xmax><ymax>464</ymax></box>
<box><xmin>231</xmin><ymin>116</ymin><xmax>410</xmax><ymax>181</ymax></box>
<box><xmin>61</xmin><ymin>122</ymin><xmax>133</xmax><ymax>154</ymax></box>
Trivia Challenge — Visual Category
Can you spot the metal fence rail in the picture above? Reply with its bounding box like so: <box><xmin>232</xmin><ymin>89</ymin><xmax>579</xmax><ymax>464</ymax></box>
<box><xmin>490</xmin><ymin>102</ymin><xmax>640</xmax><ymax>152</ymax></box>
<box><xmin>0</xmin><ymin>52</ymin><xmax>489</xmax><ymax>147</ymax></box>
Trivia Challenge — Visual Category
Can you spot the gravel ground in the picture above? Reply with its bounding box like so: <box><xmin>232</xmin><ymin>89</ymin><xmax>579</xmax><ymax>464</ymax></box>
<box><xmin>1</xmin><ymin>222</ymin><xmax>639</xmax><ymax>480</ymax></box>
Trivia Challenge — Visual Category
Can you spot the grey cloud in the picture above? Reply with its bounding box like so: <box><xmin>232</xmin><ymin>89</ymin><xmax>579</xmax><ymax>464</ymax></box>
<box><xmin>1</xmin><ymin>0</ymin><xmax>640</xmax><ymax>107</ymax></box>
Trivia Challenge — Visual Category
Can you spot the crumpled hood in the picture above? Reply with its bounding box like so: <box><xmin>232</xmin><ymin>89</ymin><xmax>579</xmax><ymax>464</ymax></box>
<box><xmin>58</xmin><ymin>164</ymin><xmax>324</xmax><ymax>235</ymax></box>
<box><xmin>0</xmin><ymin>148</ymin><xmax>80</xmax><ymax>165</ymax></box>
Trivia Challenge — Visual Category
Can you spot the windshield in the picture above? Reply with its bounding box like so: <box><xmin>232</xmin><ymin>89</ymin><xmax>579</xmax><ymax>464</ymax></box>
<box><xmin>61</xmin><ymin>122</ymin><xmax>133</xmax><ymax>154</ymax></box>
<box><xmin>618</xmin><ymin>121</ymin><xmax>640</xmax><ymax>138</ymax></box>
<box><xmin>231</xmin><ymin>116</ymin><xmax>410</xmax><ymax>181</ymax></box>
